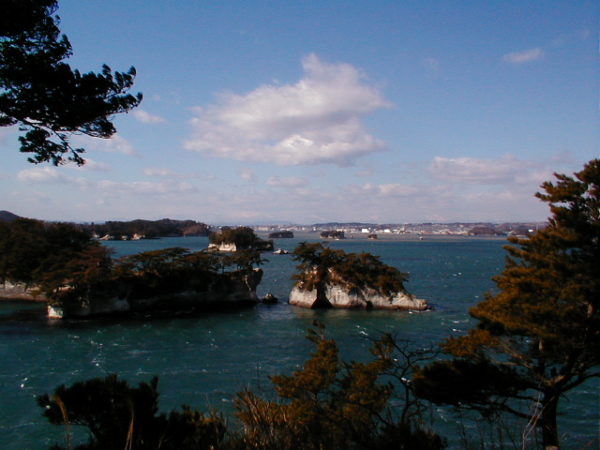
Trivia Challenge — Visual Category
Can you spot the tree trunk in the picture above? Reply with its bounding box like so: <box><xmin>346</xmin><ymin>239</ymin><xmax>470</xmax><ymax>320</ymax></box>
<box><xmin>312</xmin><ymin>282</ymin><xmax>332</xmax><ymax>308</ymax></box>
<box><xmin>540</xmin><ymin>391</ymin><xmax>560</xmax><ymax>449</ymax></box>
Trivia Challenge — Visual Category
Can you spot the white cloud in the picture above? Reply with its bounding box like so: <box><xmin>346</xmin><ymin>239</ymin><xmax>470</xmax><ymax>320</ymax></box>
<box><xmin>17</xmin><ymin>167</ymin><xmax>89</xmax><ymax>186</ymax></box>
<box><xmin>133</xmin><ymin>109</ymin><xmax>166</xmax><ymax>124</ymax></box>
<box><xmin>184</xmin><ymin>54</ymin><xmax>391</xmax><ymax>166</ymax></box>
<box><xmin>17</xmin><ymin>167</ymin><xmax>195</xmax><ymax>196</ymax></box>
<box><xmin>240</xmin><ymin>168</ymin><xmax>255</xmax><ymax>181</ymax></box>
<box><xmin>72</xmin><ymin>134</ymin><xmax>136</xmax><ymax>155</ymax></box>
<box><xmin>429</xmin><ymin>155</ymin><xmax>546</xmax><ymax>185</ymax></box>
<box><xmin>352</xmin><ymin>182</ymin><xmax>421</xmax><ymax>197</ymax></box>
<box><xmin>70</xmin><ymin>159</ymin><xmax>110</xmax><ymax>171</ymax></box>
<box><xmin>143</xmin><ymin>167</ymin><xmax>175</xmax><ymax>177</ymax></box>
<box><xmin>18</xmin><ymin>167</ymin><xmax>64</xmax><ymax>183</ymax></box>
<box><xmin>356</xmin><ymin>168</ymin><xmax>373</xmax><ymax>177</ymax></box>
<box><xmin>96</xmin><ymin>180</ymin><xmax>195</xmax><ymax>195</ymax></box>
<box><xmin>502</xmin><ymin>47</ymin><xmax>544</xmax><ymax>64</ymax></box>
<box><xmin>266</xmin><ymin>176</ymin><xmax>307</xmax><ymax>188</ymax></box>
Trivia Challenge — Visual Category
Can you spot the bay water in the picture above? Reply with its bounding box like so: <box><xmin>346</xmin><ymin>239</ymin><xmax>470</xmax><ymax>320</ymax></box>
<box><xmin>0</xmin><ymin>235</ymin><xmax>597</xmax><ymax>448</ymax></box>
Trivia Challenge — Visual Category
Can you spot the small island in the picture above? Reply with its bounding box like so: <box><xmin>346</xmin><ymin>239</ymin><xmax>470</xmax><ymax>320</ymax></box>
<box><xmin>268</xmin><ymin>230</ymin><xmax>294</xmax><ymax>238</ymax></box>
<box><xmin>320</xmin><ymin>230</ymin><xmax>345</xmax><ymax>239</ymax></box>
<box><xmin>87</xmin><ymin>218</ymin><xmax>210</xmax><ymax>239</ymax></box>
<box><xmin>0</xmin><ymin>219</ymin><xmax>263</xmax><ymax>319</ymax></box>
<box><xmin>0</xmin><ymin>219</ymin><xmax>426</xmax><ymax>317</ymax></box>
<box><xmin>208</xmin><ymin>226</ymin><xmax>274</xmax><ymax>252</ymax></box>
<box><xmin>289</xmin><ymin>242</ymin><xmax>427</xmax><ymax>310</ymax></box>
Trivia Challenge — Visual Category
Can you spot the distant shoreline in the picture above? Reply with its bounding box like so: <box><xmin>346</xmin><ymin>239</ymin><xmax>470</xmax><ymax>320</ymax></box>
<box><xmin>256</xmin><ymin>231</ymin><xmax>509</xmax><ymax>242</ymax></box>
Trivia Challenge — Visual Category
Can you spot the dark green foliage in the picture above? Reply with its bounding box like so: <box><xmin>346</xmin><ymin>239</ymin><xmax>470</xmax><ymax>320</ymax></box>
<box><xmin>0</xmin><ymin>218</ymin><xmax>106</xmax><ymax>289</ymax></box>
<box><xmin>87</xmin><ymin>219</ymin><xmax>210</xmax><ymax>239</ymax></box>
<box><xmin>55</xmin><ymin>246</ymin><xmax>263</xmax><ymax>310</ymax></box>
<box><xmin>320</xmin><ymin>230</ymin><xmax>345</xmax><ymax>239</ymax></box>
<box><xmin>223</xmin><ymin>249</ymin><xmax>267</xmax><ymax>272</ymax></box>
<box><xmin>209</xmin><ymin>227</ymin><xmax>273</xmax><ymax>251</ymax></box>
<box><xmin>268</xmin><ymin>230</ymin><xmax>294</xmax><ymax>238</ymax></box>
<box><xmin>413</xmin><ymin>159</ymin><xmax>600</xmax><ymax>449</ymax></box>
<box><xmin>413</xmin><ymin>359</ymin><xmax>531</xmax><ymax>415</ymax></box>
<box><xmin>292</xmin><ymin>242</ymin><xmax>408</xmax><ymax>297</ymax></box>
<box><xmin>37</xmin><ymin>374</ymin><xmax>226</xmax><ymax>449</ymax></box>
<box><xmin>0</xmin><ymin>219</ymin><xmax>263</xmax><ymax>313</ymax></box>
<box><xmin>1</xmin><ymin>0</ymin><xmax>141</xmax><ymax>165</ymax></box>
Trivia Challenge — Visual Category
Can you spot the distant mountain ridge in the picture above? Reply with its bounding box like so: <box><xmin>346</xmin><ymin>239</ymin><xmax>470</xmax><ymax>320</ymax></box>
<box><xmin>0</xmin><ymin>211</ymin><xmax>20</xmax><ymax>222</ymax></box>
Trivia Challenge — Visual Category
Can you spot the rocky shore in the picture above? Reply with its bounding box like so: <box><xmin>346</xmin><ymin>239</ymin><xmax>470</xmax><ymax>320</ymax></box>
<box><xmin>289</xmin><ymin>282</ymin><xmax>428</xmax><ymax>310</ymax></box>
<box><xmin>48</xmin><ymin>268</ymin><xmax>263</xmax><ymax>319</ymax></box>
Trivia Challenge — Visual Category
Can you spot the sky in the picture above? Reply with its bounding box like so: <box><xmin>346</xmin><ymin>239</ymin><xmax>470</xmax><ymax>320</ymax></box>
<box><xmin>1</xmin><ymin>0</ymin><xmax>598</xmax><ymax>225</ymax></box>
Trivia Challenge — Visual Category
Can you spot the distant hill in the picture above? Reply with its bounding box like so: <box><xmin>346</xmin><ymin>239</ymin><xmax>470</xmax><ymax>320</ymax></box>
<box><xmin>0</xmin><ymin>211</ymin><xmax>20</xmax><ymax>222</ymax></box>
<box><xmin>313</xmin><ymin>222</ymin><xmax>377</xmax><ymax>229</ymax></box>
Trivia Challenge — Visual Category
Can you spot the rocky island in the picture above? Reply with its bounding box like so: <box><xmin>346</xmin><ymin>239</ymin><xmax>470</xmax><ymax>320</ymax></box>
<box><xmin>0</xmin><ymin>219</ymin><xmax>263</xmax><ymax>319</ymax></box>
<box><xmin>268</xmin><ymin>230</ymin><xmax>294</xmax><ymax>238</ymax></box>
<box><xmin>47</xmin><ymin>248</ymin><xmax>263</xmax><ymax>319</ymax></box>
<box><xmin>208</xmin><ymin>226</ymin><xmax>274</xmax><ymax>252</ymax></box>
<box><xmin>288</xmin><ymin>242</ymin><xmax>428</xmax><ymax>310</ymax></box>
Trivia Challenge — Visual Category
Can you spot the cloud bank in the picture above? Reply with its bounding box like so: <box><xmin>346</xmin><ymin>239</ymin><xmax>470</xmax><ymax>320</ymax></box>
<box><xmin>429</xmin><ymin>155</ymin><xmax>550</xmax><ymax>186</ymax></box>
<box><xmin>184</xmin><ymin>54</ymin><xmax>391</xmax><ymax>166</ymax></box>
<box><xmin>13</xmin><ymin>154</ymin><xmax>563</xmax><ymax>223</ymax></box>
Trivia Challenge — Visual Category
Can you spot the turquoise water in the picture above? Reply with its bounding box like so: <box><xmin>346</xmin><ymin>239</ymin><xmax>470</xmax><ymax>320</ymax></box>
<box><xmin>0</xmin><ymin>236</ymin><xmax>597</xmax><ymax>448</ymax></box>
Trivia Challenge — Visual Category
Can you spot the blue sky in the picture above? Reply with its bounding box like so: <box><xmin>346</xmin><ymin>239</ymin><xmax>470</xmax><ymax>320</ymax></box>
<box><xmin>1</xmin><ymin>0</ymin><xmax>597</xmax><ymax>224</ymax></box>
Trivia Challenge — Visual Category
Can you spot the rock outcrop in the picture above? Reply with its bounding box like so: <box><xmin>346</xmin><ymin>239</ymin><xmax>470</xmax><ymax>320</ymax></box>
<box><xmin>208</xmin><ymin>227</ymin><xmax>274</xmax><ymax>252</ymax></box>
<box><xmin>289</xmin><ymin>280</ymin><xmax>428</xmax><ymax>311</ymax></box>
<box><xmin>48</xmin><ymin>269</ymin><xmax>263</xmax><ymax>319</ymax></box>
<box><xmin>290</xmin><ymin>242</ymin><xmax>427</xmax><ymax>311</ymax></box>
<box><xmin>208</xmin><ymin>242</ymin><xmax>238</xmax><ymax>252</ymax></box>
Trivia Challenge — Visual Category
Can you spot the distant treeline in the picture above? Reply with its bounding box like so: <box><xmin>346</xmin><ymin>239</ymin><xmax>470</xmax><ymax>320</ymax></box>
<box><xmin>84</xmin><ymin>219</ymin><xmax>210</xmax><ymax>238</ymax></box>
<box><xmin>268</xmin><ymin>230</ymin><xmax>294</xmax><ymax>238</ymax></box>
<box><xmin>320</xmin><ymin>230</ymin><xmax>345</xmax><ymax>239</ymax></box>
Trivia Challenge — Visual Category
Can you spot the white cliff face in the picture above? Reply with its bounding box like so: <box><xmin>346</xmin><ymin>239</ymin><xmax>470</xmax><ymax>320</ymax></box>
<box><xmin>207</xmin><ymin>242</ymin><xmax>238</xmax><ymax>252</ymax></box>
<box><xmin>47</xmin><ymin>304</ymin><xmax>63</xmax><ymax>319</ymax></box>
<box><xmin>289</xmin><ymin>283</ymin><xmax>428</xmax><ymax>311</ymax></box>
<box><xmin>0</xmin><ymin>281</ymin><xmax>47</xmax><ymax>301</ymax></box>
<box><xmin>289</xmin><ymin>286</ymin><xmax>318</xmax><ymax>308</ymax></box>
<box><xmin>48</xmin><ymin>297</ymin><xmax>131</xmax><ymax>319</ymax></box>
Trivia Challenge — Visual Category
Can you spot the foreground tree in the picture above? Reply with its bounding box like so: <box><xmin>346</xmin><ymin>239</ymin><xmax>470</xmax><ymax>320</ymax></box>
<box><xmin>1</xmin><ymin>0</ymin><xmax>142</xmax><ymax>165</ymax></box>
<box><xmin>413</xmin><ymin>159</ymin><xmax>600</xmax><ymax>449</ymax></box>
<box><xmin>235</xmin><ymin>323</ymin><xmax>444</xmax><ymax>450</ymax></box>
<box><xmin>38</xmin><ymin>328</ymin><xmax>443</xmax><ymax>449</ymax></box>
<box><xmin>38</xmin><ymin>375</ymin><xmax>226</xmax><ymax>449</ymax></box>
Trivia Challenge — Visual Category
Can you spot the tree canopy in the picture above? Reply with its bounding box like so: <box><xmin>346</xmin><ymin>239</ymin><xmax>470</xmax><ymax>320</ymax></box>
<box><xmin>38</xmin><ymin>374</ymin><xmax>226</xmax><ymax>450</ymax></box>
<box><xmin>0</xmin><ymin>218</ymin><xmax>106</xmax><ymax>289</ymax></box>
<box><xmin>0</xmin><ymin>219</ymin><xmax>264</xmax><ymax>313</ymax></box>
<box><xmin>292</xmin><ymin>242</ymin><xmax>409</xmax><ymax>297</ymax></box>
<box><xmin>209</xmin><ymin>227</ymin><xmax>274</xmax><ymax>251</ymax></box>
<box><xmin>235</xmin><ymin>324</ymin><xmax>444</xmax><ymax>450</ymax></box>
<box><xmin>413</xmin><ymin>159</ymin><xmax>600</xmax><ymax>449</ymax></box>
<box><xmin>86</xmin><ymin>218</ymin><xmax>210</xmax><ymax>239</ymax></box>
<box><xmin>0</xmin><ymin>0</ymin><xmax>141</xmax><ymax>165</ymax></box>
